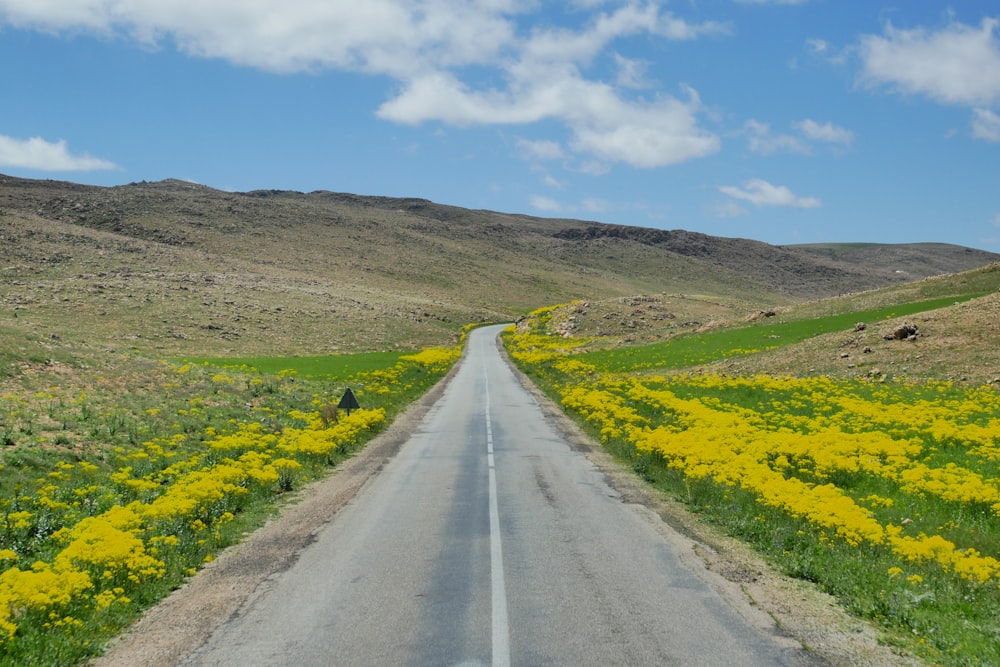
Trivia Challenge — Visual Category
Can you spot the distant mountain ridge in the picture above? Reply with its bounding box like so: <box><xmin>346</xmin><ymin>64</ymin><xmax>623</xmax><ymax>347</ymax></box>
<box><xmin>2</xmin><ymin>173</ymin><xmax>997</xmax><ymax>356</ymax></box>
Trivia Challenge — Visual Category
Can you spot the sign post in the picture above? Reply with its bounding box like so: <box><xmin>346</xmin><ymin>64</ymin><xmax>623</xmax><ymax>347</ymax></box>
<box><xmin>338</xmin><ymin>387</ymin><xmax>360</xmax><ymax>415</ymax></box>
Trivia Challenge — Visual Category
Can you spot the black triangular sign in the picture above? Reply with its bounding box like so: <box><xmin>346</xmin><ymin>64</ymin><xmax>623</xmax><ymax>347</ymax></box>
<box><xmin>338</xmin><ymin>388</ymin><xmax>360</xmax><ymax>414</ymax></box>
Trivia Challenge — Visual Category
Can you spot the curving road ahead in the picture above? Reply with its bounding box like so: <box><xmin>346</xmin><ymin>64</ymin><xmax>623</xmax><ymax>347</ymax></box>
<box><xmin>183</xmin><ymin>325</ymin><xmax>817</xmax><ymax>666</ymax></box>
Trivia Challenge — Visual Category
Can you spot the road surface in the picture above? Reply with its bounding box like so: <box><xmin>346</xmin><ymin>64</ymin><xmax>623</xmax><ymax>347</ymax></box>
<box><xmin>183</xmin><ymin>324</ymin><xmax>815</xmax><ymax>666</ymax></box>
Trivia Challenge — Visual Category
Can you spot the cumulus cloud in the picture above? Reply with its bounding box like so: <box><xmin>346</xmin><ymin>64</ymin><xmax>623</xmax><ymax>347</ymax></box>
<box><xmin>0</xmin><ymin>1</ymin><xmax>517</xmax><ymax>77</ymax></box>
<box><xmin>567</xmin><ymin>87</ymin><xmax>720</xmax><ymax>167</ymax></box>
<box><xmin>0</xmin><ymin>0</ymin><xmax>726</xmax><ymax>169</ymax></box>
<box><xmin>859</xmin><ymin>17</ymin><xmax>1000</xmax><ymax>144</ymax></box>
<box><xmin>858</xmin><ymin>17</ymin><xmax>1000</xmax><ymax>107</ymax></box>
<box><xmin>718</xmin><ymin>178</ymin><xmax>820</xmax><ymax>208</ymax></box>
<box><xmin>972</xmin><ymin>108</ymin><xmax>1000</xmax><ymax>142</ymax></box>
<box><xmin>0</xmin><ymin>135</ymin><xmax>117</xmax><ymax>171</ymax></box>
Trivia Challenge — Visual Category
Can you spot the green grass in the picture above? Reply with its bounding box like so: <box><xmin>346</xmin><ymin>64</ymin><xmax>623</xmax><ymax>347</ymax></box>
<box><xmin>0</xmin><ymin>344</ymin><xmax>459</xmax><ymax>665</ymax></box>
<box><xmin>506</xmin><ymin>320</ymin><xmax>1000</xmax><ymax>665</ymax></box>
<box><xmin>580</xmin><ymin>293</ymin><xmax>987</xmax><ymax>373</ymax></box>
<box><xmin>909</xmin><ymin>264</ymin><xmax>1000</xmax><ymax>299</ymax></box>
<box><xmin>0</xmin><ymin>326</ymin><xmax>69</xmax><ymax>379</ymax></box>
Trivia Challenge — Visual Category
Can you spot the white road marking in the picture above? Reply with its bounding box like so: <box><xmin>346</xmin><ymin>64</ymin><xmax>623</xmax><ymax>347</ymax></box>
<box><xmin>485</xmin><ymin>369</ymin><xmax>511</xmax><ymax>667</ymax></box>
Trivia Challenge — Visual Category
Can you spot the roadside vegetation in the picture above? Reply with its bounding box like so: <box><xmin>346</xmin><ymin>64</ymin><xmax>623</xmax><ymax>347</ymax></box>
<box><xmin>579</xmin><ymin>292</ymin><xmax>987</xmax><ymax>373</ymax></box>
<box><xmin>0</xmin><ymin>340</ymin><xmax>462</xmax><ymax>665</ymax></box>
<box><xmin>3</xmin><ymin>172</ymin><xmax>1000</xmax><ymax>665</ymax></box>
<box><xmin>504</xmin><ymin>286</ymin><xmax>1000</xmax><ymax>666</ymax></box>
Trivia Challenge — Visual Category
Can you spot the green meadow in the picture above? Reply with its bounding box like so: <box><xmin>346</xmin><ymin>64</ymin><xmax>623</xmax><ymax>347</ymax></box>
<box><xmin>580</xmin><ymin>293</ymin><xmax>987</xmax><ymax>373</ymax></box>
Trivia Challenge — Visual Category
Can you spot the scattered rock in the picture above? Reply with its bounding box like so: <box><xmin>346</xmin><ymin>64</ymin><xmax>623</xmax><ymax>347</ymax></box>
<box><xmin>883</xmin><ymin>323</ymin><xmax>919</xmax><ymax>341</ymax></box>
<box><xmin>853</xmin><ymin>322</ymin><xmax>866</xmax><ymax>332</ymax></box>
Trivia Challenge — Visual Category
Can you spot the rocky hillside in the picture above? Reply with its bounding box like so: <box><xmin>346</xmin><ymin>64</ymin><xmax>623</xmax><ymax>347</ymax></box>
<box><xmin>2</xmin><ymin>173</ymin><xmax>997</xmax><ymax>357</ymax></box>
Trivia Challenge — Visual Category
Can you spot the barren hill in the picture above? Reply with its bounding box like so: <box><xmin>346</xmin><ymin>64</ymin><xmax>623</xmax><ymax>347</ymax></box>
<box><xmin>2</xmin><ymin>173</ymin><xmax>997</xmax><ymax>357</ymax></box>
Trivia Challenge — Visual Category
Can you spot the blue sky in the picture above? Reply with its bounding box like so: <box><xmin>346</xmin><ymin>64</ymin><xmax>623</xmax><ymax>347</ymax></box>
<box><xmin>1</xmin><ymin>1</ymin><xmax>998</xmax><ymax>250</ymax></box>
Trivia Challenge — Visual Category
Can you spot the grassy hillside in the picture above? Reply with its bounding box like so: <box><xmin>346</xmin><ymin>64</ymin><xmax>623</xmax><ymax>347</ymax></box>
<box><xmin>505</xmin><ymin>288</ymin><xmax>1000</xmax><ymax>666</ymax></box>
<box><xmin>524</xmin><ymin>262</ymin><xmax>1000</xmax><ymax>384</ymax></box>
<box><xmin>3</xmin><ymin>173</ymin><xmax>996</xmax><ymax>359</ymax></box>
<box><xmin>790</xmin><ymin>242</ymin><xmax>994</xmax><ymax>280</ymax></box>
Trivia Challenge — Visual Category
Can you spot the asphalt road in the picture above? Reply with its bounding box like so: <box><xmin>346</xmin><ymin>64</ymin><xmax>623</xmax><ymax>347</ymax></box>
<box><xmin>183</xmin><ymin>324</ymin><xmax>816</xmax><ymax>667</ymax></box>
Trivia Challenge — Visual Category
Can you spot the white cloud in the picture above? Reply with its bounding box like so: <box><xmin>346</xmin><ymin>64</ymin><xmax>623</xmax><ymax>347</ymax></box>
<box><xmin>518</xmin><ymin>138</ymin><xmax>565</xmax><ymax>161</ymax></box>
<box><xmin>718</xmin><ymin>178</ymin><xmax>821</xmax><ymax>208</ymax></box>
<box><xmin>529</xmin><ymin>164</ymin><xmax>565</xmax><ymax>188</ymax></box>
<box><xmin>0</xmin><ymin>0</ymin><xmax>725</xmax><ymax>170</ymax></box>
<box><xmin>577</xmin><ymin>159</ymin><xmax>611</xmax><ymax>176</ymax></box>
<box><xmin>540</xmin><ymin>172</ymin><xmax>564</xmax><ymax>188</ymax></box>
<box><xmin>795</xmin><ymin>119</ymin><xmax>854</xmax><ymax>145</ymax></box>
<box><xmin>530</xmin><ymin>193</ymin><xmax>609</xmax><ymax>215</ymax></box>
<box><xmin>379</xmin><ymin>74</ymin><xmax>720</xmax><ymax>168</ymax></box>
<box><xmin>516</xmin><ymin>3</ymin><xmax>728</xmax><ymax>65</ymax></box>
<box><xmin>972</xmin><ymin>108</ymin><xmax>1000</xmax><ymax>142</ymax></box>
<box><xmin>567</xmin><ymin>86</ymin><xmax>720</xmax><ymax>167</ymax></box>
<box><xmin>530</xmin><ymin>195</ymin><xmax>562</xmax><ymax>212</ymax></box>
<box><xmin>806</xmin><ymin>38</ymin><xmax>827</xmax><ymax>54</ymax></box>
<box><xmin>613</xmin><ymin>53</ymin><xmax>650</xmax><ymax>89</ymax></box>
<box><xmin>0</xmin><ymin>1</ymin><xmax>518</xmax><ymax>77</ymax></box>
<box><xmin>744</xmin><ymin>118</ymin><xmax>854</xmax><ymax>154</ymax></box>
<box><xmin>806</xmin><ymin>37</ymin><xmax>848</xmax><ymax>65</ymax></box>
<box><xmin>859</xmin><ymin>17</ymin><xmax>1000</xmax><ymax>107</ymax></box>
<box><xmin>734</xmin><ymin>0</ymin><xmax>809</xmax><ymax>5</ymax></box>
<box><xmin>711</xmin><ymin>201</ymin><xmax>748</xmax><ymax>218</ymax></box>
<box><xmin>0</xmin><ymin>135</ymin><xmax>117</xmax><ymax>171</ymax></box>
<box><xmin>658</xmin><ymin>13</ymin><xmax>729</xmax><ymax>40</ymax></box>
<box><xmin>745</xmin><ymin>119</ymin><xmax>808</xmax><ymax>155</ymax></box>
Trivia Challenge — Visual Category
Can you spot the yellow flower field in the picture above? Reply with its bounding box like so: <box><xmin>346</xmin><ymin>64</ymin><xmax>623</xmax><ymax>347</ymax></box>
<box><xmin>505</xmin><ymin>310</ymin><xmax>1000</xmax><ymax>665</ymax></box>
<box><xmin>0</xmin><ymin>343</ymin><xmax>459</xmax><ymax>665</ymax></box>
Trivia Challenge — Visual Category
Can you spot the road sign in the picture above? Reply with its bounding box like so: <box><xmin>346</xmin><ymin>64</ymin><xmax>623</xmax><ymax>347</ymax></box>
<box><xmin>338</xmin><ymin>388</ymin><xmax>360</xmax><ymax>415</ymax></box>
